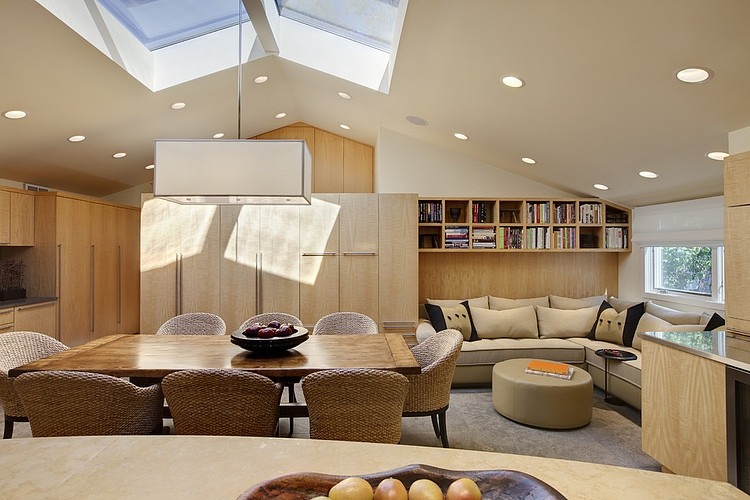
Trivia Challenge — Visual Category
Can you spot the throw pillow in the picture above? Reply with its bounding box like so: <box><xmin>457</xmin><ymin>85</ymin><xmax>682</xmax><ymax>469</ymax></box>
<box><xmin>705</xmin><ymin>312</ymin><xmax>726</xmax><ymax>331</ymax></box>
<box><xmin>549</xmin><ymin>294</ymin><xmax>606</xmax><ymax>310</ymax></box>
<box><xmin>536</xmin><ymin>305</ymin><xmax>599</xmax><ymax>339</ymax></box>
<box><xmin>471</xmin><ymin>305</ymin><xmax>539</xmax><ymax>339</ymax></box>
<box><xmin>645</xmin><ymin>302</ymin><xmax>702</xmax><ymax>325</ymax></box>
<box><xmin>608</xmin><ymin>296</ymin><xmax>642</xmax><ymax>313</ymax></box>
<box><xmin>426</xmin><ymin>296</ymin><xmax>489</xmax><ymax>309</ymax></box>
<box><xmin>489</xmin><ymin>295</ymin><xmax>549</xmax><ymax>310</ymax></box>
<box><xmin>591</xmin><ymin>301</ymin><xmax>645</xmax><ymax>347</ymax></box>
<box><xmin>632</xmin><ymin>312</ymin><xmax>673</xmax><ymax>350</ymax></box>
<box><xmin>424</xmin><ymin>300</ymin><xmax>478</xmax><ymax>341</ymax></box>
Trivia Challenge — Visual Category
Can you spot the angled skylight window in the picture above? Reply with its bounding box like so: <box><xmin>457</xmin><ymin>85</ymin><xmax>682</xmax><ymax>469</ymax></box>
<box><xmin>97</xmin><ymin>0</ymin><xmax>250</xmax><ymax>51</ymax></box>
<box><xmin>275</xmin><ymin>0</ymin><xmax>400</xmax><ymax>52</ymax></box>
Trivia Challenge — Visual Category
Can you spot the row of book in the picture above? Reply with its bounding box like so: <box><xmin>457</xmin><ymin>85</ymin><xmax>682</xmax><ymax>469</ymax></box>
<box><xmin>418</xmin><ymin>201</ymin><xmax>443</xmax><ymax>223</ymax></box>
<box><xmin>471</xmin><ymin>226</ymin><xmax>495</xmax><ymax>248</ymax></box>
<box><xmin>472</xmin><ymin>202</ymin><xmax>489</xmax><ymax>223</ymax></box>
<box><xmin>526</xmin><ymin>227</ymin><xmax>551</xmax><ymax>249</ymax></box>
<box><xmin>444</xmin><ymin>226</ymin><xmax>469</xmax><ymax>248</ymax></box>
<box><xmin>553</xmin><ymin>227</ymin><xmax>577</xmax><ymax>249</ymax></box>
<box><xmin>554</xmin><ymin>203</ymin><xmax>576</xmax><ymax>224</ymax></box>
<box><xmin>579</xmin><ymin>203</ymin><xmax>603</xmax><ymax>224</ymax></box>
<box><xmin>605</xmin><ymin>227</ymin><xmax>628</xmax><ymax>249</ymax></box>
<box><xmin>527</xmin><ymin>202</ymin><xmax>551</xmax><ymax>224</ymax></box>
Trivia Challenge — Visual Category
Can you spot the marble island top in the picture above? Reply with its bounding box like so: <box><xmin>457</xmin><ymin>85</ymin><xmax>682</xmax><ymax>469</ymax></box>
<box><xmin>640</xmin><ymin>330</ymin><xmax>750</xmax><ymax>372</ymax></box>
<box><xmin>0</xmin><ymin>436</ymin><xmax>744</xmax><ymax>499</ymax></box>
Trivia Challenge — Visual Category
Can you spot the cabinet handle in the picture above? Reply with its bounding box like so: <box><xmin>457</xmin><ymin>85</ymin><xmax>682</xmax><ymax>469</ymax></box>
<box><xmin>57</xmin><ymin>244</ymin><xmax>61</xmax><ymax>341</ymax></box>
<box><xmin>174</xmin><ymin>253</ymin><xmax>180</xmax><ymax>316</ymax></box>
<box><xmin>117</xmin><ymin>245</ymin><xmax>122</xmax><ymax>324</ymax></box>
<box><xmin>179</xmin><ymin>253</ymin><xmax>183</xmax><ymax>315</ymax></box>
<box><xmin>342</xmin><ymin>252</ymin><xmax>377</xmax><ymax>256</ymax></box>
<box><xmin>90</xmin><ymin>245</ymin><xmax>95</xmax><ymax>332</ymax></box>
<box><xmin>301</xmin><ymin>252</ymin><xmax>336</xmax><ymax>256</ymax></box>
<box><xmin>16</xmin><ymin>302</ymin><xmax>53</xmax><ymax>311</ymax></box>
<box><xmin>256</xmin><ymin>252</ymin><xmax>263</xmax><ymax>312</ymax></box>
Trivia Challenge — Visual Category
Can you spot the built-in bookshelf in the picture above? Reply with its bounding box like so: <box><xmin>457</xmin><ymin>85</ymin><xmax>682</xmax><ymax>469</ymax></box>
<box><xmin>417</xmin><ymin>197</ymin><xmax>631</xmax><ymax>252</ymax></box>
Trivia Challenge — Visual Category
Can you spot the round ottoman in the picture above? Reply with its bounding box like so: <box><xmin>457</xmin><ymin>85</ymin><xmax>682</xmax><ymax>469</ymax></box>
<box><xmin>492</xmin><ymin>358</ymin><xmax>593</xmax><ymax>429</ymax></box>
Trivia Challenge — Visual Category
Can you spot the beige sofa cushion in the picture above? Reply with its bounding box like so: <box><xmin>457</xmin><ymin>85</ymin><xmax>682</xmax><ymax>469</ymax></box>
<box><xmin>632</xmin><ymin>313</ymin><xmax>672</xmax><ymax>350</ymax></box>
<box><xmin>567</xmin><ymin>337</ymin><xmax>642</xmax><ymax>387</ymax></box>
<box><xmin>607</xmin><ymin>296</ymin><xmax>643</xmax><ymax>313</ymax></box>
<box><xmin>471</xmin><ymin>305</ymin><xmax>538</xmax><ymax>339</ymax></box>
<box><xmin>536</xmin><ymin>305</ymin><xmax>599</xmax><ymax>339</ymax></box>
<box><xmin>549</xmin><ymin>294</ymin><xmax>606</xmax><ymax>310</ymax></box>
<box><xmin>490</xmin><ymin>295</ymin><xmax>549</xmax><ymax>310</ymax></box>
<box><xmin>458</xmin><ymin>338</ymin><xmax>585</xmax><ymax>366</ymax></box>
<box><xmin>645</xmin><ymin>301</ymin><xmax>703</xmax><ymax>325</ymax></box>
<box><xmin>427</xmin><ymin>296</ymin><xmax>489</xmax><ymax>309</ymax></box>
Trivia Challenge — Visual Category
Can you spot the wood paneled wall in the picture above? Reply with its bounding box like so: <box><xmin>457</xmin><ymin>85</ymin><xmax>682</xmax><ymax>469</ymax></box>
<box><xmin>419</xmin><ymin>252</ymin><xmax>619</xmax><ymax>302</ymax></box>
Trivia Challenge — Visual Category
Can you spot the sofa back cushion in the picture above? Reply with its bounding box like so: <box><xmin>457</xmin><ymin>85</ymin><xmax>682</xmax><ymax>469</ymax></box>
<box><xmin>645</xmin><ymin>301</ymin><xmax>702</xmax><ymax>325</ymax></box>
<box><xmin>471</xmin><ymin>305</ymin><xmax>539</xmax><ymax>339</ymax></box>
<box><xmin>426</xmin><ymin>296</ymin><xmax>489</xmax><ymax>309</ymax></box>
<box><xmin>633</xmin><ymin>312</ymin><xmax>673</xmax><ymax>350</ymax></box>
<box><xmin>536</xmin><ymin>305</ymin><xmax>599</xmax><ymax>339</ymax></box>
<box><xmin>490</xmin><ymin>295</ymin><xmax>549</xmax><ymax>310</ymax></box>
<box><xmin>549</xmin><ymin>294</ymin><xmax>606</xmax><ymax>310</ymax></box>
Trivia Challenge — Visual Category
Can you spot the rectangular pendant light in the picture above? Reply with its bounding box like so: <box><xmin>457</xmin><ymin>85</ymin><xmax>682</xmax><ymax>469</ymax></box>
<box><xmin>153</xmin><ymin>139</ymin><xmax>311</xmax><ymax>205</ymax></box>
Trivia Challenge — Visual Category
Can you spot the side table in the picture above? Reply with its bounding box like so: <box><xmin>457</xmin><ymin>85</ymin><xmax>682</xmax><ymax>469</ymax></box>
<box><xmin>594</xmin><ymin>348</ymin><xmax>637</xmax><ymax>405</ymax></box>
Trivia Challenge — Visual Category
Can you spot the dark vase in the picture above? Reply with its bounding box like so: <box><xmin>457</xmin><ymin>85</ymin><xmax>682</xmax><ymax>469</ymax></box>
<box><xmin>449</xmin><ymin>207</ymin><xmax>461</xmax><ymax>222</ymax></box>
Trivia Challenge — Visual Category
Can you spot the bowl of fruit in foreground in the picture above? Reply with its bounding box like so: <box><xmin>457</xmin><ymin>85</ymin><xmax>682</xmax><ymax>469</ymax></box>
<box><xmin>230</xmin><ymin>321</ymin><xmax>309</xmax><ymax>354</ymax></box>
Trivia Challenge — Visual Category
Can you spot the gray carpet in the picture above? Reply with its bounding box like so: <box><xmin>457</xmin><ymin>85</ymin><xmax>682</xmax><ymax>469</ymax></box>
<box><xmin>5</xmin><ymin>386</ymin><xmax>660</xmax><ymax>471</ymax></box>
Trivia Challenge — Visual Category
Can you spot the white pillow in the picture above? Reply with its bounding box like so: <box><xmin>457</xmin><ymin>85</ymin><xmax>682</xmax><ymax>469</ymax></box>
<box><xmin>427</xmin><ymin>296</ymin><xmax>489</xmax><ymax>309</ymax></box>
<box><xmin>608</xmin><ymin>296</ymin><xmax>643</xmax><ymax>313</ymax></box>
<box><xmin>490</xmin><ymin>295</ymin><xmax>549</xmax><ymax>310</ymax></box>
<box><xmin>633</xmin><ymin>313</ymin><xmax>673</xmax><ymax>350</ymax></box>
<box><xmin>536</xmin><ymin>305</ymin><xmax>599</xmax><ymax>339</ymax></box>
<box><xmin>471</xmin><ymin>306</ymin><xmax>539</xmax><ymax>339</ymax></box>
<box><xmin>549</xmin><ymin>294</ymin><xmax>606</xmax><ymax>310</ymax></box>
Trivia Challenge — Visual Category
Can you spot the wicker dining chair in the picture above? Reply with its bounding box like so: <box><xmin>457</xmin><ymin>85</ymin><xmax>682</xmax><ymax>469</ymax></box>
<box><xmin>15</xmin><ymin>370</ymin><xmax>164</xmax><ymax>437</ymax></box>
<box><xmin>162</xmin><ymin>369</ymin><xmax>283</xmax><ymax>436</ymax></box>
<box><xmin>402</xmin><ymin>329</ymin><xmax>464</xmax><ymax>448</ymax></box>
<box><xmin>301</xmin><ymin>368</ymin><xmax>409</xmax><ymax>444</ymax></box>
<box><xmin>156</xmin><ymin>312</ymin><xmax>226</xmax><ymax>335</ymax></box>
<box><xmin>312</xmin><ymin>312</ymin><xmax>378</xmax><ymax>335</ymax></box>
<box><xmin>239</xmin><ymin>313</ymin><xmax>303</xmax><ymax>435</ymax></box>
<box><xmin>0</xmin><ymin>331</ymin><xmax>69</xmax><ymax>438</ymax></box>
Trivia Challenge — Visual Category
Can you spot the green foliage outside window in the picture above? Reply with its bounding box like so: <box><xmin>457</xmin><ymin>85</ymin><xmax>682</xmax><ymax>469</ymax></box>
<box><xmin>657</xmin><ymin>246</ymin><xmax>712</xmax><ymax>295</ymax></box>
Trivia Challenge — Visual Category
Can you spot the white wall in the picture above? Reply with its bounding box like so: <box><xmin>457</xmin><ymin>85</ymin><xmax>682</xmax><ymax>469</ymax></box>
<box><xmin>729</xmin><ymin>125</ymin><xmax>750</xmax><ymax>154</ymax></box>
<box><xmin>102</xmin><ymin>182</ymin><xmax>152</xmax><ymax>207</ymax></box>
<box><xmin>375</xmin><ymin>127</ymin><xmax>575</xmax><ymax>198</ymax></box>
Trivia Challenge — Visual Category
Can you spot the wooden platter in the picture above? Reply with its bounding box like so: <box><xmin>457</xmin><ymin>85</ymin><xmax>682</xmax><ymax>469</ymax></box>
<box><xmin>238</xmin><ymin>463</ymin><xmax>566</xmax><ymax>499</ymax></box>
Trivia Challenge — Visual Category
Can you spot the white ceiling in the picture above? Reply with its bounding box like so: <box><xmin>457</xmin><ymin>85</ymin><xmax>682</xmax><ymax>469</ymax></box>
<box><xmin>1</xmin><ymin>0</ymin><xmax>748</xmax><ymax>207</ymax></box>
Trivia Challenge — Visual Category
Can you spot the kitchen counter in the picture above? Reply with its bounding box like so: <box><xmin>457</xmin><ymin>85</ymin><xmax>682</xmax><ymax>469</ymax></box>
<box><xmin>0</xmin><ymin>296</ymin><xmax>56</xmax><ymax>308</ymax></box>
<box><xmin>640</xmin><ymin>330</ymin><xmax>750</xmax><ymax>373</ymax></box>
<box><xmin>0</xmin><ymin>436</ymin><xmax>744</xmax><ymax>499</ymax></box>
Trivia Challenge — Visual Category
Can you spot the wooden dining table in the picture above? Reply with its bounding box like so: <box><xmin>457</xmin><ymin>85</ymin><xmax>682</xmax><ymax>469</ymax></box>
<box><xmin>9</xmin><ymin>332</ymin><xmax>421</xmax><ymax>417</ymax></box>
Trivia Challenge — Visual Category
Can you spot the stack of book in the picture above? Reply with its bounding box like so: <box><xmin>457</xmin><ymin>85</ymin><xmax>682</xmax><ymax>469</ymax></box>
<box><xmin>526</xmin><ymin>227</ymin><xmax>550</xmax><ymax>249</ymax></box>
<box><xmin>527</xmin><ymin>202</ymin><xmax>550</xmax><ymax>224</ymax></box>
<box><xmin>579</xmin><ymin>203</ymin><xmax>602</xmax><ymax>224</ymax></box>
<box><xmin>554</xmin><ymin>203</ymin><xmax>576</xmax><ymax>224</ymax></box>
<box><xmin>444</xmin><ymin>226</ymin><xmax>469</xmax><ymax>248</ymax></box>
<box><xmin>524</xmin><ymin>359</ymin><xmax>574</xmax><ymax>380</ymax></box>
<box><xmin>498</xmin><ymin>227</ymin><xmax>523</xmax><ymax>249</ymax></box>
<box><xmin>472</xmin><ymin>202</ymin><xmax>488</xmax><ymax>223</ymax></box>
<box><xmin>471</xmin><ymin>227</ymin><xmax>496</xmax><ymax>248</ymax></box>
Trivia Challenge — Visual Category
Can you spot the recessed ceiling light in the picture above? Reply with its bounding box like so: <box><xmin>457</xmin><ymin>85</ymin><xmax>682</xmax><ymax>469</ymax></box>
<box><xmin>213</xmin><ymin>133</ymin><xmax>225</xmax><ymax>139</ymax></box>
<box><xmin>113</xmin><ymin>152</ymin><xmax>127</xmax><ymax>159</ymax></box>
<box><xmin>339</xmin><ymin>124</ymin><xmax>351</xmax><ymax>130</ymax></box>
<box><xmin>405</xmin><ymin>115</ymin><xmax>428</xmax><ymax>126</ymax></box>
<box><xmin>707</xmin><ymin>151</ymin><xmax>729</xmax><ymax>161</ymax></box>
<box><xmin>68</xmin><ymin>135</ymin><xmax>86</xmax><ymax>143</ymax></box>
<box><xmin>145</xmin><ymin>164</ymin><xmax>154</xmax><ymax>170</ymax></box>
<box><xmin>454</xmin><ymin>133</ymin><xmax>468</xmax><ymax>140</ymax></box>
<box><xmin>275</xmin><ymin>112</ymin><xmax>287</xmax><ymax>119</ymax></box>
<box><xmin>337</xmin><ymin>91</ymin><xmax>351</xmax><ymax>100</ymax></box>
<box><xmin>170</xmin><ymin>102</ymin><xmax>186</xmax><ymax>110</ymax></box>
<box><xmin>501</xmin><ymin>75</ymin><xmax>525</xmax><ymax>88</ymax></box>
<box><xmin>254</xmin><ymin>75</ymin><xmax>268</xmax><ymax>84</ymax></box>
<box><xmin>593</xmin><ymin>183</ymin><xmax>609</xmax><ymax>191</ymax></box>
<box><xmin>676</xmin><ymin>67</ymin><xmax>712</xmax><ymax>84</ymax></box>
<box><xmin>521</xmin><ymin>157</ymin><xmax>536</xmax><ymax>165</ymax></box>
<box><xmin>639</xmin><ymin>171</ymin><xmax>659</xmax><ymax>178</ymax></box>
<box><xmin>3</xmin><ymin>110</ymin><xmax>27</xmax><ymax>119</ymax></box>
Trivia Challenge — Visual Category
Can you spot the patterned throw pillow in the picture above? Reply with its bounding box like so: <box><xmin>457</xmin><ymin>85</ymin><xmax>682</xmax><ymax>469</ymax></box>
<box><xmin>424</xmin><ymin>300</ymin><xmax>478</xmax><ymax>341</ymax></box>
<box><xmin>590</xmin><ymin>300</ymin><xmax>645</xmax><ymax>347</ymax></box>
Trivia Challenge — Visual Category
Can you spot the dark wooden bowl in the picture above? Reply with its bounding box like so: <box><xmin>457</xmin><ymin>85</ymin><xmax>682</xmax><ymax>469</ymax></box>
<box><xmin>238</xmin><ymin>463</ymin><xmax>566</xmax><ymax>499</ymax></box>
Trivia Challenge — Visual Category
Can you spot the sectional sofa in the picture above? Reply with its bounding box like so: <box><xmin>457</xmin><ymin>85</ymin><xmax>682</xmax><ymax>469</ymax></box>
<box><xmin>417</xmin><ymin>294</ymin><xmax>722</xmax><ymax>409</ymax></box>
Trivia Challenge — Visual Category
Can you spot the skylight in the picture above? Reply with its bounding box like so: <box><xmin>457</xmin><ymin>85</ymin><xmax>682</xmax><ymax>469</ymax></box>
<box><xmin>98</xmin><ymin>0</ymin><xmax>250</xmax><ymax>51</ymax></box>
<box><xmin>275</xmin><ymin>0</ymin><xmax>400</xmax><ymax>52</ymax></box>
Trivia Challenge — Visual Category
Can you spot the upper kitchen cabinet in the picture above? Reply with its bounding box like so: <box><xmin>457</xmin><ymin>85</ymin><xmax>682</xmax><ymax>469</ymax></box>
<box><xmin>0</xmin><ymin>187</ymin><xmax>35</xmax><ymax>246</ymax></box>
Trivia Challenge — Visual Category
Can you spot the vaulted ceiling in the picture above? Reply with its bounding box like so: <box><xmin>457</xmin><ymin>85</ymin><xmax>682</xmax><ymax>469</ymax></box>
<box><xmin>1</xmin><ymin>0</ymin><xmax>748</xmax><ymax>207</ymax></box>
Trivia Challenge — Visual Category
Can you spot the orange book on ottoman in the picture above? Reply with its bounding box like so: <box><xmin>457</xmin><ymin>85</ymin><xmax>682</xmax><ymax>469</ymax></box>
<box><xmin>524</xmin><ymin>360</ymin><xmax>574</xmax><ymax>380</ymax></box>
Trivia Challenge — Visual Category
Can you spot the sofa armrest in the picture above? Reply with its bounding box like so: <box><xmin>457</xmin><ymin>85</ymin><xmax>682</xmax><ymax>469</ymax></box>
<box><xmin>416</xmin><ymin>319</ymin><xmax>437</xmax><ymax>343</ymax></box>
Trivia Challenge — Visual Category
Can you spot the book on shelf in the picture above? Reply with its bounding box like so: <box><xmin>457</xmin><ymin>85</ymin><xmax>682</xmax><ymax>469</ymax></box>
<box><xmin>524</xmin><ymin>359</ymin><xmax>574</xmax><ymax>380</ymax></box>
<box><xmin>472</xmin><ymin>202</ymin><xmax>489</xmax><ymax>223</ymax></box>
<box><xmin>554</xmin><ymin>203</ymin><xmax>576</xmax><ymax>224</ymax></box>
<box><xmin>605</xmin><ymin>227</ymin><xmax>628</xmax><ymax>249</ymax></box>
<box><xmin>579</xmin><ymin>203</ymin><xmax>602</xmax><ymax>224</ymax></box>
<box><xmin>418</xmin><ymin>201</ymin><xmax>443</xmax><ymax>223</ymax></box>
<box><xmin>527</xmin><ymin>202</ymin><xmax>550</xmax><ymax>224</ymax></box>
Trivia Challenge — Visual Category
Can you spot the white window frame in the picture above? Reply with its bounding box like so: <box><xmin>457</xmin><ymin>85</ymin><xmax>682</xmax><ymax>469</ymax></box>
<box><xmin>643</xmin><ymin>245</ymin><xmax>724</xmax><ymax>309</ymax></box>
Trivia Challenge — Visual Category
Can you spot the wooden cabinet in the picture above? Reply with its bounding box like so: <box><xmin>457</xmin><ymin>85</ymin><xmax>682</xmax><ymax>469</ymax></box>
<box><xmin>0</xmin><ymin>300</ymin><xmax>56</xmax><ymax>338</ymax></box>
<box><xmin>418</xmin><ymin>197</ymin><xmax>631</xmax><ymax>252</ymax></box>
<box><xmin>339</xmin><ymin>194</ymin><xmax>379</xmax><ymax>320</ymax></box>
<box><xmin>642</xmin><ymin>338</ymin><xmax>727</xmax><ymax>481</ymax></box>
<box><xmin>725</xmin><ymin>151</ymin><xmax>750</xmax><ymax>335</ymax></box>
<box><xmin>0</xmin><ymin>188</ymin><xmax>35</xmax><ymax>246</ymax></box>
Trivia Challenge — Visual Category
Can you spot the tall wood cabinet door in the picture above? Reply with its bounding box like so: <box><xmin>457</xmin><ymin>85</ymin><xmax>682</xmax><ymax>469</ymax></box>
<box><xmin>0</xmin><ymin>190</ymin><xmax>10</xmax><ymax>244</ymax></box>
<box><xmin>140</xmin><ymin>196</ymin><xmax>180</xmax><ymax>334</ymax></box>
<box><xmin>117</xmin><ymin>207</ymin><xmax>140</xmax><ymax>333</ymax></box>
<box><xmin>91</xmin><ymin>203</ymin><xmax>119</xmax><ymax>339</ymax></box>
<box><xmin>299</xmin><ymin>195</ymin><xmax>340</xmax><ymax>326</ymax></box>
<box><xmin>179</xmin><ymin>205</ymin><xmax>221</xmax><ymax>316</ymax></box>
<box><xmin>339</xmin><ymin>194</ymin><xmax>379</xmax><ymax>321</ymax></box>
<box><xmin>314</xmin><ymin>130</ymin><xmax>344</xmax><ymax>192</ymax></box>
<box><xmin>56</xmin><ymin>197</ymin><xmax>91</xmax><ymax>347</ymax></box>
<box><xmin>725</xmin><ymin>206</ymin><xmax>750</xmax><ymax>333</ymax></box>
<box><xmin>259</xmin><ymin>206</ymin><xmax>300</xmax><ymax>316</ymax></box>
<box><xmin>343</xmin><ymin>139</ymin><xmax>373</xmax><ymax>193</ymax></box>
<box><xmin>10</xmin><ymin>192</ymin><xmax>34</xmax><ymax>246</ymax></box>
<box><xmin>220</xmin><ymin>205</ymin><xmax>260</xmax><ymax>332</ymax></box>
<box><xmin>725</xmin><ymin>151</ymin><xmax>750</xmax><ymax>207</ymax></box>
<box><xmin>15</xmin><ymin>301</ymin><xmax>56</xmax><ymax>338</ymax></box>
<box><xmin>378</xmin><ymin>194</ymin><xmax>418</xmax><ymax>332</ymax></box>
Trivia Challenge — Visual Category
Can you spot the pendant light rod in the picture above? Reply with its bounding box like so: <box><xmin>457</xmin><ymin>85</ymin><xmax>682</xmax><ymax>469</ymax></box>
<box><xmin>237</xmin><ymin>0</ymin><xmax>243</xmax><ymax>140</ymax></box>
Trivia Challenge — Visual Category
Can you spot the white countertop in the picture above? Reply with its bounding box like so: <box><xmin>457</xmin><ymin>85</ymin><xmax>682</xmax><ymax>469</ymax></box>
<box><xmin>640</xmin><ymin>330</ymin><xmax>750</xmax><ymax>372</ymax></box>
<box><xmin>0</xmin><ymin>436</ymin><xmax>744</xmax><ymax>499</ymax></box>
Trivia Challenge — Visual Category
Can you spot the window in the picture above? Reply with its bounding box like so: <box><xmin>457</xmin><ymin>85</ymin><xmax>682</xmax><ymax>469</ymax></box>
<box><xmin>644</xmin><ymin>245</ymin><xmax>724</xmax><ymax>305</ymax></box>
